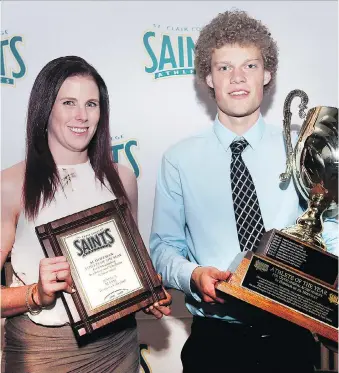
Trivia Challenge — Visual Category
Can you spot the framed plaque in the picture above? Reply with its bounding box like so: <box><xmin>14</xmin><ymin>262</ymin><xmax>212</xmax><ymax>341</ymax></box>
<box><xmin>35</xmin><ymin>198</ymin><xmax>166</xmax><ymax>337</ymax></box>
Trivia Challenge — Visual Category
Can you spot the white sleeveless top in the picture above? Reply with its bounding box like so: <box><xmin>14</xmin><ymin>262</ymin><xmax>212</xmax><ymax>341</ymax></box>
<box><xmin>10</xmin><ymin>161</ymin><xmax>116</xmax><ymax>326</ymax></box>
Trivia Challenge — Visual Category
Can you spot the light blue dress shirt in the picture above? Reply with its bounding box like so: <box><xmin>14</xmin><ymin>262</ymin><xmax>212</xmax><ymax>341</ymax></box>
<box><xmin>150</xmin><ymin>115</ymin><xmax>338</xmax><ymax>321</ymax></box>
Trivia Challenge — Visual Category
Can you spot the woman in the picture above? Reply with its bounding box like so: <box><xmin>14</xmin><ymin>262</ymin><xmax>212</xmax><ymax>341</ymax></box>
<box><xmin>1</xmin><ymin>56</ymin><xmax>171</xmax><ymax>373</ymax></box>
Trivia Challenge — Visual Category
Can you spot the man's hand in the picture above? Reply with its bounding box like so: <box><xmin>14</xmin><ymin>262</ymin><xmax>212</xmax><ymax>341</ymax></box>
<box><xmin>191</xmin><ymin>266</ymin><xmax>231</xmax><ymax>303</ymax></box>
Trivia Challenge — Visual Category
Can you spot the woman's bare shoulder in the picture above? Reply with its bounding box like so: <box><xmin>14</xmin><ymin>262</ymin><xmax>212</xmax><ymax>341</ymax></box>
<box><xmin>116</xmin><ymin>163</ymin><xmax>136</xmax><ymax>184</ymax></box>
<box><xmin>115</xmin><ymin>163</ymin><xmax>138</xmax><ymax>221</ymax></box>
<box><xmin>1</xmin><ymin>161</ymin><xmax>25</xmax><ymax>208</ymax></box>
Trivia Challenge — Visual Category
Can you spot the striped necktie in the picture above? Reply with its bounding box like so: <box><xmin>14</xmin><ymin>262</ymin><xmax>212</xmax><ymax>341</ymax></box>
<box><xmin>230</xmin><ymin>139</ymin><xmax>265</xmax><ymax>251</ymax></box>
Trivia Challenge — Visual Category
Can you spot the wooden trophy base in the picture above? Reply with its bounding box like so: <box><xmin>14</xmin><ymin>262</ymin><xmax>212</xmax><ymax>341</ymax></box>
<box><xmin>216</xmin><ymin>250</ymin><xmax>338</xmax><ymax>342</ymax></box>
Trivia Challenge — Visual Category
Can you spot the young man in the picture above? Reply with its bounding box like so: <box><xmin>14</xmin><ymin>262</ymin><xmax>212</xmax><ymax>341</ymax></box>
<box><xmin>150</xmin><ymin>10</ymin><xmax>337</xmax><ymax>373</ymax></box>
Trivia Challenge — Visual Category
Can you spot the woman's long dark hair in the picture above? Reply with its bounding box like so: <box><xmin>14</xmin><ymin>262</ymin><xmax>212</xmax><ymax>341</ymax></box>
<box><xmin>23</xmin><ymin>56</ymin><xmax>127</xmax><ymax>219</ymax></box>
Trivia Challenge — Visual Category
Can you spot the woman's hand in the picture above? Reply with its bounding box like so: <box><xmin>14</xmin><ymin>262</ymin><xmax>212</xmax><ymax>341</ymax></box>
<box><xmin>34</xmin><ymin>256</ymin><xmax>75</xmax><ymax>307</ymax></box>
<box><xmin>143</xmin><ymin>275</ymin><xmax>172</xmax><ymax>319</ymax></box>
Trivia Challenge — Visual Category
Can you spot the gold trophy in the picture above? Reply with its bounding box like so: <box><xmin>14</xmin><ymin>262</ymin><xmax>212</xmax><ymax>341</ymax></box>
<box><xmin>280</xmin><ymin>90</ymin><xmax>338</xmax><ymax>250</ymax></box>
<box><xmin>217</xmin><ymin>90</ymin><xmax>338</xmax><ymax>342</ymax></box>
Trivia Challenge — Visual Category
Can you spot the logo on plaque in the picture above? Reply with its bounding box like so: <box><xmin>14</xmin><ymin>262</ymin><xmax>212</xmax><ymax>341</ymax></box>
<box><xmin>329</xmin><ymin>294</ymin><xmax>338</xmax><ymax>305</ymax></box>
<box><xmin>72</xmin><ymin>227</ymin><xmax>115</xmax><ymax>257</ymax></box>
<box><xmin>254</xmin><ymin>259</ymin><xmax>269</xmax><ymax>272</ymax></box>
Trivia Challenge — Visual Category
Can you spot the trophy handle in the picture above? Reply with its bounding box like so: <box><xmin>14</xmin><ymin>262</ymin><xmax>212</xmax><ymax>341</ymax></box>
<box><xmin>280</xmin><ymin>89</ymin><xmax>309</xmax><ymax>182</ymax></box>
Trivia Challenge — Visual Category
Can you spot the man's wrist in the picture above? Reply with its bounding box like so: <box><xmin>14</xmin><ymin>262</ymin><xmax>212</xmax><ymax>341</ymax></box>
<box><xmin>190</xmin><ymin>266</ymin><xmax>202</xmax><ymax>288</ymax></box>
<box><xmin>189</xmin><ymin>266</ymin><xmax>203</xmax><ymax>302</ymax></box>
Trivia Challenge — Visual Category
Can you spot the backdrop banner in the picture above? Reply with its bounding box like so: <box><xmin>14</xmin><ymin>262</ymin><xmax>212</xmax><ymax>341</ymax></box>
<box><xmin>2</xmin><ymin>2</ymin><xmax>338</xmax><ymax>372</ymax></box>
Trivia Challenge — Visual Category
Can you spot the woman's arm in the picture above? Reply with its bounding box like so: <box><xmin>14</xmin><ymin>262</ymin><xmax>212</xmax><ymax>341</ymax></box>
<box><xmin>1</xmin><ymin>162</ymin><xmax>37</xmax><ymax>317</ymax></box>
<box><xmin>117</xmin><ymin>163</ymin><xmax>138</xmax><ymax>223</ymax></box>
<box><xmin>1</xmin><ymin>162</ymin><xmax>74</xmax><ymax>318</ymax></box>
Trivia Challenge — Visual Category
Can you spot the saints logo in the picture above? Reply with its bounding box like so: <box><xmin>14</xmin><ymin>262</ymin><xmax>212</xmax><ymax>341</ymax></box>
<box><xmin>1</xmin><ymin>34</ymin><xmax>26</xmax><ymax>86</ymax></box>
<box><xmin>143</xmin><ymin>30</ymin><xmax>195</xmax><ymax>80</ymax></box>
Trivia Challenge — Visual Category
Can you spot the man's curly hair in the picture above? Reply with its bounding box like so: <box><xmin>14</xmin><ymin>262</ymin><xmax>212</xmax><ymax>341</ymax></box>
<box><xmin>195</xmin><ymin>10</ymin><xmax>279</xmax><ymax>97</ymax></box>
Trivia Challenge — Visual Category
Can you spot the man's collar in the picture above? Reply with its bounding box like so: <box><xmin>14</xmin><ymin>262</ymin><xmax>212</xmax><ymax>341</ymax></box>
<box><xmin>213</xmin><ymin>114</ymin><xmax>266</xmax><ymax>151</ymax></box>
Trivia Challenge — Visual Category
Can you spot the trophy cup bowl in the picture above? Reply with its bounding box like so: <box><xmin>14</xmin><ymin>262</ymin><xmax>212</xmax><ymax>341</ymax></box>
<box><xmin>216</xmin><ymin>90</ymin><xmax>338</xmax><ymax>342</ymax></box>
<box><xmin>280</xmin><ymin>104</ymin><xmax>338</xmax><ymax>250</ymax></box>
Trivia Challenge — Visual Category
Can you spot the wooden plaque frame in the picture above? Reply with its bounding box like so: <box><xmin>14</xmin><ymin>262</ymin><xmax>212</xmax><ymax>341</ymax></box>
<box><xmin>35</xmin><ymin>198</ymin><xmax>165</xmax><ymax>337</ymax></box>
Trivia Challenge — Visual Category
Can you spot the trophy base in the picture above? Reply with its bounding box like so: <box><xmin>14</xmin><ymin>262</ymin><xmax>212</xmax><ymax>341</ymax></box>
<box><xmin>216</xmin><ymin>250</ymin><xmax>338</xmax><ymax>342</ymax></box>
<box><xmin>257</xmin><ymin>229</ymin><xmax>338</xmax><ymax>287</ymax></box>
<box><xmin>281</xmin><ymin>225</ymin><xmax>326</xmax><ymax>251</ymax></box>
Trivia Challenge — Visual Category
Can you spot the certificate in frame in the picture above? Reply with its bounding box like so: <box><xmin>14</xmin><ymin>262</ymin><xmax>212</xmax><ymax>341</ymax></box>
<box><xmin>35</xmin><ymin>198</ymin><xmax>165</xmax><ymax>337</ymax></box>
